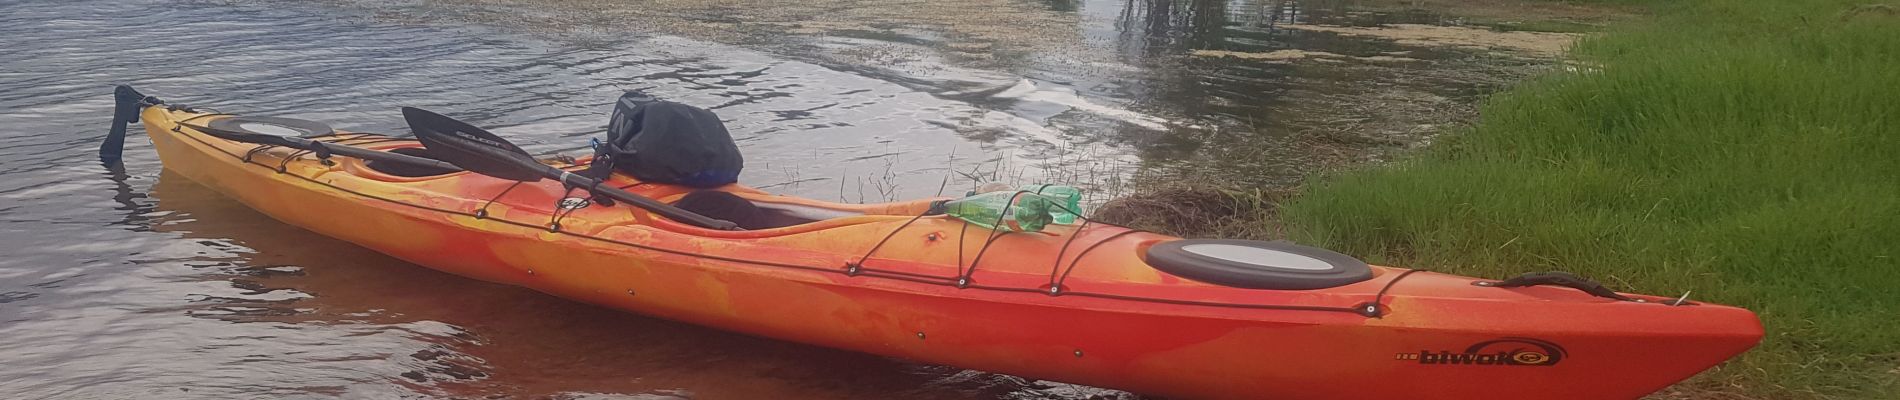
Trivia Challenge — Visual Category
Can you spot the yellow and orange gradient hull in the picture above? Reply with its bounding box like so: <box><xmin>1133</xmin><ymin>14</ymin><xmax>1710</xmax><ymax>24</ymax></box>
<box><xmin>140</xmin><ymin>105</ymin><xmax>1760</xmax><ymax>399</ymax></box>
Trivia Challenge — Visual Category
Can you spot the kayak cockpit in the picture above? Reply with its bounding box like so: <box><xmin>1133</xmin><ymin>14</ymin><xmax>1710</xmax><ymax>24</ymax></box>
<box><xmin>733</xmin><ymin>196</ymin><xmax>869</xmax><ymax>229</ymax></box>
<box><xmin>643</xmin><ymin>190</ymin><xmax>942</xmax><ymax>238</ymax></box>
<box><xmin>668</xmin><ymin>190</ymin><xmax>865</xmax><ymax>230</ymax></box>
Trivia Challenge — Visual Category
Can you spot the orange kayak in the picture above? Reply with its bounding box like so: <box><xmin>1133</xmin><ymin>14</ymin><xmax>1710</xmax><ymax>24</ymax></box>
<box><xmin>120</xmin><ymin>92</ymin><xmax>1761</xmax><ymax>399</ymax></box>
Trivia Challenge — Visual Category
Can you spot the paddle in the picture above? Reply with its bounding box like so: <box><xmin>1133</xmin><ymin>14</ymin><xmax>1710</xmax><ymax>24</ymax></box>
<box><xmin>101</xmin><ymin>85</ymin><xmax>153</xmax><ymax>165</ymax></box>
<box><xmin>98</xmin><ymin>84</ymin><xmax>457</xmax><ymax>172</ymax></box>
<box><xmin>400</xmin><ymin>107</ymin><xmax>740</xmax><ymax>231</ymax></box>
<box><xmin>184</xmin><ymin>122</ymin><xmax>462</xmax><ymax>172</ymax></box>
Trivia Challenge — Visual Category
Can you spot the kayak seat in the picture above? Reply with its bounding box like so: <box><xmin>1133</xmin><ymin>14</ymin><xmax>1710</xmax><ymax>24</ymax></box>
<box><xmin>672</xmin><ymin>191</ymin><xmax>863</xmax><ymax>230</ymax></box>
<box><xmin>363</xmin><ymin>147</ymin><xmax>461</xmax><ymax>177</ymax></box>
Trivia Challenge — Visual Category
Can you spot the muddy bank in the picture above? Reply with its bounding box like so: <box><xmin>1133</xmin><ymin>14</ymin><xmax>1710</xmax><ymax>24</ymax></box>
<box><xmin>293</xmin><ymin>0</ymin><xmax>1608</xmax><ymax>198</ymax></box>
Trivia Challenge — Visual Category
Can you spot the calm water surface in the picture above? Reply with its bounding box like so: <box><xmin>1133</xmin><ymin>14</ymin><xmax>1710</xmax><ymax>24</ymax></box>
<box><xmin>0</xmin><ymin>0</ymin><xmax>1552</xmax><ymax>397</ymax></box>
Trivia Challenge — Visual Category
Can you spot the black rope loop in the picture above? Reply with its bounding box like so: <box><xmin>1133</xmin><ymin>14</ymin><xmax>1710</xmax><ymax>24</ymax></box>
<box><xmin>1046</xmin><ymin>217</ymin><xmax>1097</xmax><ymax>291</ymax></box>
<box><xmin>1051</xmin><ymin>229</ymin><xmax>1145</xmax><ymax>295</ymax></box>
<box><xmin>311</xmin><ymin>132</ymin><xmax>379</xmax><ymax>143</ymax></box>
<box><xmin>958</xmin><ymin>230</ymin><xmax>1019</xmax><ymax>288</ymax></box>
<box><xmin>547</xmin><ymin>186</ymin><xmax>592</xmax><ymax>232</ymax></box>
<box><xmin>175</xmin><ymin>113</ymin><xmax>233</xmax><ymax>124</ymax></box>
<box><xmin>475</xmin><ymin>181</ymin><xmax>525</xmax><ymax>219</ymax></box>
<box><xmin>325</xmin><ymin>137</ymin><xmax>407</xmax><ymax>148</ymax></box>
<box><xmin>950</xmin><ymin>190</ymin><xmax>1034</xmax><ymax>286</ymax></box>
<box><xmin>241</xmin><ymin>143</ymin><xmax>280</xmax><ymax>163</ymax></box>
<box><xmin>848</xmin><ymin>212</ymin><xmax>934</xmax><ymax>271</ymax></box>
<box><xmin>1359</xmin><ymin>269</ymin><xmax>1423</xmax><ymax>318</ymax></box>
<box><xmin>275</xmin><ymin>148</ymin><xmax>314</xmax><ymax>173</ymax></box>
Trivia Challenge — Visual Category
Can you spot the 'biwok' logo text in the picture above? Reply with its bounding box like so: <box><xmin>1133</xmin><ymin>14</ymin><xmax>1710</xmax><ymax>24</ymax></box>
<box><xmin>1395</xmin><ymin>338</ymin><xmax>1566</xmax><ymax>367</ymax></box>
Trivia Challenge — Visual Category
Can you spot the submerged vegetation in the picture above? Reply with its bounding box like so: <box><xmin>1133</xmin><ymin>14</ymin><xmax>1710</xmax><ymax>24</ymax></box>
<box><xmin>1110</xmin><ymin>0</ymin><xmax>1900</xmax><ymax>397</ymax></box>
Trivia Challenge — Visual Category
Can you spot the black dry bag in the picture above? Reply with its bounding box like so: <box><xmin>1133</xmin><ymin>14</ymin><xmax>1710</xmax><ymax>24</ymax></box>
<box><xmin>589</xmin><ymin>91</ymin><xmax>743</xmax><ymax>188</ymax></box>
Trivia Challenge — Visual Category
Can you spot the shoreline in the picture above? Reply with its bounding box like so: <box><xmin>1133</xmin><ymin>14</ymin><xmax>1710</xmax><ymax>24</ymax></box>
<box><xmin>1102</xmin><ymin>1</ymin><xmax>1900</xmax><ymax>398</ymax></box>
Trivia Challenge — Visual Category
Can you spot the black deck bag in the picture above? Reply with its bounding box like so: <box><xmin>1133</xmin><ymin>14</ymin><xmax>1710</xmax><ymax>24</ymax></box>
<box><xmin>588</xmin><ymin>91</ymin><xmax>743</xmax><ymax>188</ymax></box>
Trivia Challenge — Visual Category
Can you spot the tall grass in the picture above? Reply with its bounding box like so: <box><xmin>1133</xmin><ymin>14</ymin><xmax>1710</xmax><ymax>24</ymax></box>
<box><xmin>1280</xmin><ymin>0</ymin><xmax>1900</xmax><ymax>397</ymax></box>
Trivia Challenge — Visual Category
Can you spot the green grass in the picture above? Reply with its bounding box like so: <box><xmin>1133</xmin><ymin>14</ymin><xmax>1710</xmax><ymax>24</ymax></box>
<box><xmin>1278</xmin><ymin>0</ymin><xmax>1900</xmax><ymax>398</ymax></box>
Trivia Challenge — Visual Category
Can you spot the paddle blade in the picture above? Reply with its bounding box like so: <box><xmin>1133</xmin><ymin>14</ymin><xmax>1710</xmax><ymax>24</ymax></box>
<box><xmin>402</xmin><ymin>107</ymin><xmax>546</xmax><ymax>182</ymax></box>
<box><xmin>101</xmin><ymin>85</ymin><xmax>152</xmax><ymax>165</ymax></box>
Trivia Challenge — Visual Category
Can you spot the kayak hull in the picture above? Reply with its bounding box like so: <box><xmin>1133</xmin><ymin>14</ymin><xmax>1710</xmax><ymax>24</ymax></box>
<box><xmin>140</xmin><ymin>105</ymin><xmax>1761</xmax><ymax>399</ymax></box>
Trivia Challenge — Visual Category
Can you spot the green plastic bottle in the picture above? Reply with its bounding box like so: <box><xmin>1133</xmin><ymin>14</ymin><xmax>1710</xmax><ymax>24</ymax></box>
<box><xmin>1019</xmin><ymin>184</ymin><xmax>1082</xmax><ymax>224</ymax></box>
<box><xmin>941</xmin><ymin>191</ymin><xmax>1060</xmax><ymax>232</ymax></box>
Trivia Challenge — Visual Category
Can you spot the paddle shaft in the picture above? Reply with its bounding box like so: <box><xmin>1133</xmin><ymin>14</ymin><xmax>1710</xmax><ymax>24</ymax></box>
<box><xmin>543</xmin><ymin>164</ymin><xmax>739</xmax><ymax>230</ymax></box>
<box><xmin>178</xmin><ymin>122</ymin><xmax>463</xmax><ymax>172</ymax></box>
<box><xmin>289</xmin><ymin>137</ymin><xmax>462</xmax><ymax>171</ymax></box>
